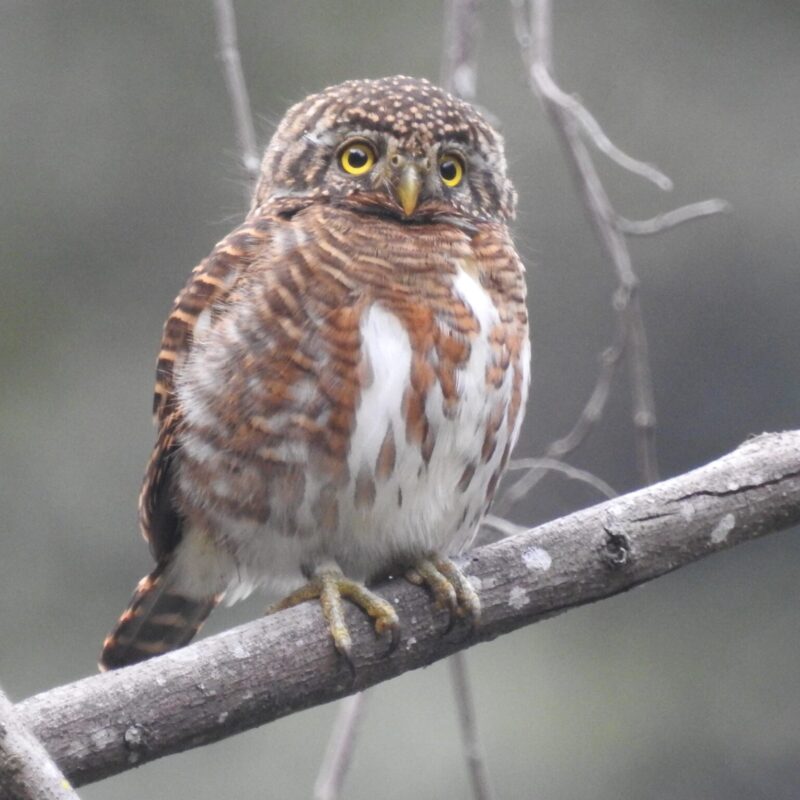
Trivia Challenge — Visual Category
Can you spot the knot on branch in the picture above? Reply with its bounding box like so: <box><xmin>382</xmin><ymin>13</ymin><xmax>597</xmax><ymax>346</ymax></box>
<box><xmin>123</xmin><ymin>724</ymin><xmax>148</xmax><ymax>762</ymax></box>
<box><xmin>600</xmin><ymin>526</ymin><xmax>631</xmax><ymax>569</ymax></box>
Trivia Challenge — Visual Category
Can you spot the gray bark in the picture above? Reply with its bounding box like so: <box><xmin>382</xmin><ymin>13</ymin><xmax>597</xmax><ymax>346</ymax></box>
<box><xmin>0</xmin><ymin>688</ymin><xmax>80</xmax><ymax>800</ymax></box>
<box><xmin>14</xmin><ymin>431</ymin><xmax>800</xmax><ymax>788</ymax></box>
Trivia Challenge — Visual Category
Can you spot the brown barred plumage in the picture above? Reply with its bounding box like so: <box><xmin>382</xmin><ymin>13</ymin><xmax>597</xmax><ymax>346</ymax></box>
<box><xmin>100</xmin><ymin>562</ymin><xmax>219</xmax><ymax>670</ymax></box>
<box><xmin>100</xmin><ymin>76</ymin><xmax>530</xmax><ymax>671</ymax></box>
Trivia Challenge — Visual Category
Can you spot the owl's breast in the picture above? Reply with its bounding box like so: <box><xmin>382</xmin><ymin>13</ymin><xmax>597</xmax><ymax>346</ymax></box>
<box><xmin>172</xmin><ymin>210</ymin><xmax>529</xmax><ymax>584</ymax></box>
<box><xmin>337</xmin><ymin>256</ymin><xmax>530</xmax><ymax>572</ymax></box>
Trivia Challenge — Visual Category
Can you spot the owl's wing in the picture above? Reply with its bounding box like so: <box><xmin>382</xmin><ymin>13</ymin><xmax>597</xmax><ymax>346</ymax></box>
<box><xmin>139</xmin><ymin>215</ymin><xmax>273</xmax><ymax>561</ymax></box>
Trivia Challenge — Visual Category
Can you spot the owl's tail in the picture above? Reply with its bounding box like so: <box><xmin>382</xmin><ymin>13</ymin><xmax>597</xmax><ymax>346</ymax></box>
<box><xmin>99</xmin><ymin>560</ymin><xmax>219</xmax><ymax>671</ymax></box>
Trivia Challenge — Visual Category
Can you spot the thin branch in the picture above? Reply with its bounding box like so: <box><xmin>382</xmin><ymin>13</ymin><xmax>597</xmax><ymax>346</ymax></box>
<box><xmin>512</xmin><ymin>0</ymin><xmax>661</xmax><ymax>482</ymax></box>
<box><xmin>212</xmin><ymin>0</ymin><xmax>261</xmax><ymax>188</ymax></box>
<box><xmin>313</xmin><ymin>693</ymin><xmax>368</xmax><ymax>800</ymax></box>
<box><xmin>532</xmin><ymin>63</ymin><xmax>673</xmax><ymax>191</ymax></box>
<box><xmin>616</xmin><ymin>198</ymin><xmax>732</xmax><ymax>236</ymax></box>
<box><xmin>0</xmin><ymin>687</ymin><xmax>80</xmax><ymax>800</ymax></box>
<box><xmin>506</xmin><ymin>457</ymin><xmax>618</xmax><ymax>500</ymax></box>
<box><xmin>16</xmin><ymin>432</ymin><xmax>800</xmax><ymax>788</ymax></box>
<box><xmin>450</xmin><ymin>653</ymin><xmax>496</xmax><ymax>800</ymax></box>
<box><xmin>510</xmin><ymin>0</ymin><xmax>730</xmax><ymax>489</ymax></box>
<box><xmin>529</xmin><ymin>0</ymin><xmax>551</xmax><ymax>70</ymax></box>
<box><xmin>441</xmin><ymin>0</ymin><xmax>481</xmax><ymax>101</ymax></box>
<box><xmin>497</xmin><ymin>335</ymin><xmax>625</xmax><ymax>513</ymax></box>
<box><xmin>488</xmin><ymin>455</ymin><xmax>616</xmax><ymax>547</ymax></box>
<box><xmin>510</xmin><ymin>0</ymin><xmax>671</xmax><ymax>191</ymax></box>
<box><xmin>481</xmin><ymin>514</ymin><xmax>531</xmax><ymax>539</ymax></box>
<box><xmin>625</xmin><ymin>290</ymin><xmax>658</xmax><ymax>484</ymax></box>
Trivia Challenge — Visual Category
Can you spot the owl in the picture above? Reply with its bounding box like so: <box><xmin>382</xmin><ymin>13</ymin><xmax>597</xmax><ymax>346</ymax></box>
<box><xmin>100</xmin><ymin>76</ymin><xmax>530</xmax><ymax>670</ymax></box>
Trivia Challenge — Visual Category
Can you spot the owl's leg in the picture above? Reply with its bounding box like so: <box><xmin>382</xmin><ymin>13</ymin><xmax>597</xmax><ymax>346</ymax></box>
<box><xmin>405</xmin><ymin>555</ymin><xmax>481</xmax><ymax>632</ymax></box>
<box><xmin>267</xmin><ymin>565</ymin><xmax>400</xmax><ymax>667</ymax></box>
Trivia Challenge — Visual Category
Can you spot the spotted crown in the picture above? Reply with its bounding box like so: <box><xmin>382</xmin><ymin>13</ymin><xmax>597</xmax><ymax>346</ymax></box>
<box><xmin>253</xmin><ymin>75</ymin><xmax>516</xmax><ymax>222</ymax></box>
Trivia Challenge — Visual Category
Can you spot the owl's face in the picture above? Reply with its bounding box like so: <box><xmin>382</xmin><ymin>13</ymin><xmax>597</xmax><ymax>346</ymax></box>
<box><xmin>254</xmin><ymin>76</ymin><xmax>516</xmax><ymax>225</ymax></box>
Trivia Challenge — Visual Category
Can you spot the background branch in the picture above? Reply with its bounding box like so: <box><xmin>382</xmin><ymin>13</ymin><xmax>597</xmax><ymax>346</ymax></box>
<box><xmin>313</xmin><ymin>692</ymin><xmax>368</xmax><ymax>800</ymax></box>
<box><xmin>450</xmin><ymin>653</ymin><xmax>495</xmax><ymax>800</ymax></box>
<box><xmin>441</xmin><ymin>0</ymin><xmax>481</xmax><ymax>101</ymax></box>
<box><xmin>0</xmin><ymin>687</ymin><xmax>79</xmax><ymax>800</ymax></box>
<box><xmin>505</xmin><ymin>0</ymin><xmax>730</xmax><ymax>499</ymax></box>
<box><xmin>506</xmin><ymin>457</ymin><xmax>618</xmax><ymax>500</ymax></box>
<box><xmin>496</xmin><ymin>338</ymin><xmax>624</xmax><ymax>513</ymax></box>
<box><xmin>213</xmin><ymin>0</ymin><xmax>260</xmax><ymax>188</ymax></box>
<box><xmin>16</xmin><ymin>431</ymin><xmax>800</xmax><ymax>788</ymax></box>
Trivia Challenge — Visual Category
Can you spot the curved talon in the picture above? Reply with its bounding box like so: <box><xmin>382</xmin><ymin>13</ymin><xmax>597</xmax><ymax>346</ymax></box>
<box><xmin>406</xmin><ymin>555</ymin><xmax>481</xmax><ymax>633</ymax></box>
<box><xmin>265</xmin><ymin>569</ymin><xmax>399</xmax><ymax>668</ymax></box>
<box><xmin>384</xmin><ymin>621</ymin><xmax>402</xmax><ymax>655</ymax></box>
<box><xmin>433</xmin><ymin>556</ymin><xmax>481</xmax><ymax>630</ymax></box>
<box><xmin>320</xmin><ymin>573</ymin><xmax>353</xmax><ymax>662</ymax></box>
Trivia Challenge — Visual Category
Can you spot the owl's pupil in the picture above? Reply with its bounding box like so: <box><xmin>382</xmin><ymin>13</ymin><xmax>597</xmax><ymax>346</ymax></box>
<box><xmin>347</xmin><ymin>148</ymin><xmax>368</xmax><ymax>169</ymax></box>
<box><xmin>440</xmin><ymin>160</ymin><xmax>458</xmax><ymax>182</ymax></box>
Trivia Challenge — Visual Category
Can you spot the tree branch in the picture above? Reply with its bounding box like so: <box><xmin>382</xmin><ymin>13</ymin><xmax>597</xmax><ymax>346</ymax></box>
<box><xmin>212</xmin><ymin>0</ymin><xmax>260</xmax><ymax>188</ymax></box>
<box><xmin>15</xmin><ymin>431</ymin><xmax>800</xmax><ymax>788</ymax></box>
<box><xmin>313</xmin><ymin>692</ymin><xmax>368</xmax><ymax>800</ymax></box>
<box><xmin>449</xmin><ymin>653</ymin><xmax>496</xmax><ymax>800</ymax></box>
<box><xmin>506</xmin><ymin>457</ymin><xmax>618</xmax><ymax>500</ymax></box>
<box><xmin>0</xmin><ymin>688</ymin><xmax>80</xmax><ymax>800</ymax></box>
<box><xmin>441</xmin><ymin>0</ymin><xmax>481</xmax><ymax>102</ymax></box>
<box><xmin>496</xmin><ymin>337</ymin><xmax>625</xmax><ymax>512</ymax></box>
<box><xmin>513</xmin><ymin>0</ymin><xmax>659</xmax><ymax>482</ymax></box>
<box><xmin>616</xmin><ymin>199</ymin><xmax>731</xmax><ymax>236</ymax></box>
<box><xmin>508</xmin><ymin>0</ymin><xmax>730</xmax><ymax>493</ymax></box>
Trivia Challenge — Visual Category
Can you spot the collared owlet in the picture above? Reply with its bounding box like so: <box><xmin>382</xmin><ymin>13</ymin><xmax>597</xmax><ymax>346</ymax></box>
<box><xmin>100</xmin><ymin>76</ymin><xmax>530</xmax><ymax>671</ymax></box>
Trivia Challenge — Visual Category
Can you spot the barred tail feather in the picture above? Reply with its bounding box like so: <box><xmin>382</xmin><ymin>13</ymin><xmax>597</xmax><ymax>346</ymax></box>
<box><xmin>99</xmin><ymin>560</ymin><xmax>219</xmax><ymax>671</ymax></box>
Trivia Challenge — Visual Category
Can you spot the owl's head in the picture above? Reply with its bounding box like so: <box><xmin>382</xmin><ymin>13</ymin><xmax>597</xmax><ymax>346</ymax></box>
<box><xmin>254</xmin><ymin>76</ymin><xmax>516</xmax><ymax>225</ymax></box>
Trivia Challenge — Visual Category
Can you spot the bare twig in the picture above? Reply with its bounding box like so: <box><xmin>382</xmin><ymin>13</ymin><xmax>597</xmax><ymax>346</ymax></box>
<box><xmin>313</xmin><ymin>693</ymin><xmax>368</xmax><ymax>800</ymax></box>
<box><xmin>497</xmin><ymin>334</ymin><xmax>625</xmax><ymax>513</ymax></box>
<box><xmin>441</xmin><ymin>0</ymin><xmax>481</xmax><ymax>101</ymax></box>
<box><xmin>535</xmin><ymin>71</ymin><xmax>672</xmax><ymax>191</ymax></box>
<box><xmin>450</xmin><ymin>653</ymin><xmax>496</xmax><ymax>800</ymax></box>
<box><xmin>625</xmin><ymin>290</ymin><xmax>658</xmax><ymax>483</ymax></box>
<box><xmin>0</xmin><ymin>687</ymin><xmax>80</xmax><ymax>800</ymax></box>
<box><xmin>486</xmin><ymin>455</ymin><xmax>616</xmax><ymax>546</ymax></box>
<box><xmin>512</xmin><ymin>0</ymin><xmax>659</xmax><ymax>483</ymax></box>
<box><xmin>510</xmin><ymin>0</ymin><xmax>671</xmax><ymax>191</ymax></box>
<box><xmin>212</xmin><ymin>0</ymin><xmax>261</xmax><ymax>189</ymax></box>
<box><xmin>616</xmin><ymin>198</ymin><xmax>731</xmax><ymax>235</ymax></box>
<box><xmin>506</xmin><ymin>457</ymin><xmax>618</xmax><ymax>500</ymax></box>
<box><xmin>15</xmin><ymin>432</ymin><xmax>800</xmax><ymax>788</ymax></box>
<box><xmin>511</xmin><ymin>0</ymin><xmax>726</xmax><ymax>488</ymax></box>
<box><xmin>481</xmin><ymin>514</ymin><xmax>531</xmax><ymax>539</ymax></box>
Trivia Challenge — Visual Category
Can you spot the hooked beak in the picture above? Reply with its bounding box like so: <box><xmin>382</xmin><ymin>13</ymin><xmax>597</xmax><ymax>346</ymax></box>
<box><xmin>395</xmin><ymin>165</ymin><xmax>422</xmax><ymax>217</ymax></box>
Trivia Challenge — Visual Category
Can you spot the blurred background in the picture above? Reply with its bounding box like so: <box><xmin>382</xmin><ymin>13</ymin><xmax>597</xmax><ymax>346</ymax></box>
<box><xmin>1</xmin><ymin>1</ymin><xmax>799</xmax><ymax>798</ymax></box>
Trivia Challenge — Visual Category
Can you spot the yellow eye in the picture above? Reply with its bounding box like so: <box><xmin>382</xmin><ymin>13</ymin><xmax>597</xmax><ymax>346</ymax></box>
<box><xmin>339</xmin><ymin>141</ymin><xmax>376</xmax><ymax>176</ymax></box>
<box><xmin>439</xmin><ymin>154</ymin><xmax>464</xmax><ymax>187</ymax></box>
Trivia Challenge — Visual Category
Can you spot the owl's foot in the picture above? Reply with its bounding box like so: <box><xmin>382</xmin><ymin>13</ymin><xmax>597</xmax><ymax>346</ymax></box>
<box><xmin>405</xmin><ymin>555</ymin><xmax>481</xmax><ymax>633</ymax></box>
<box><xmin>267</xmin><ymin>568</ymin><xmax>400</xmax><ymax>670</ymax></box>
